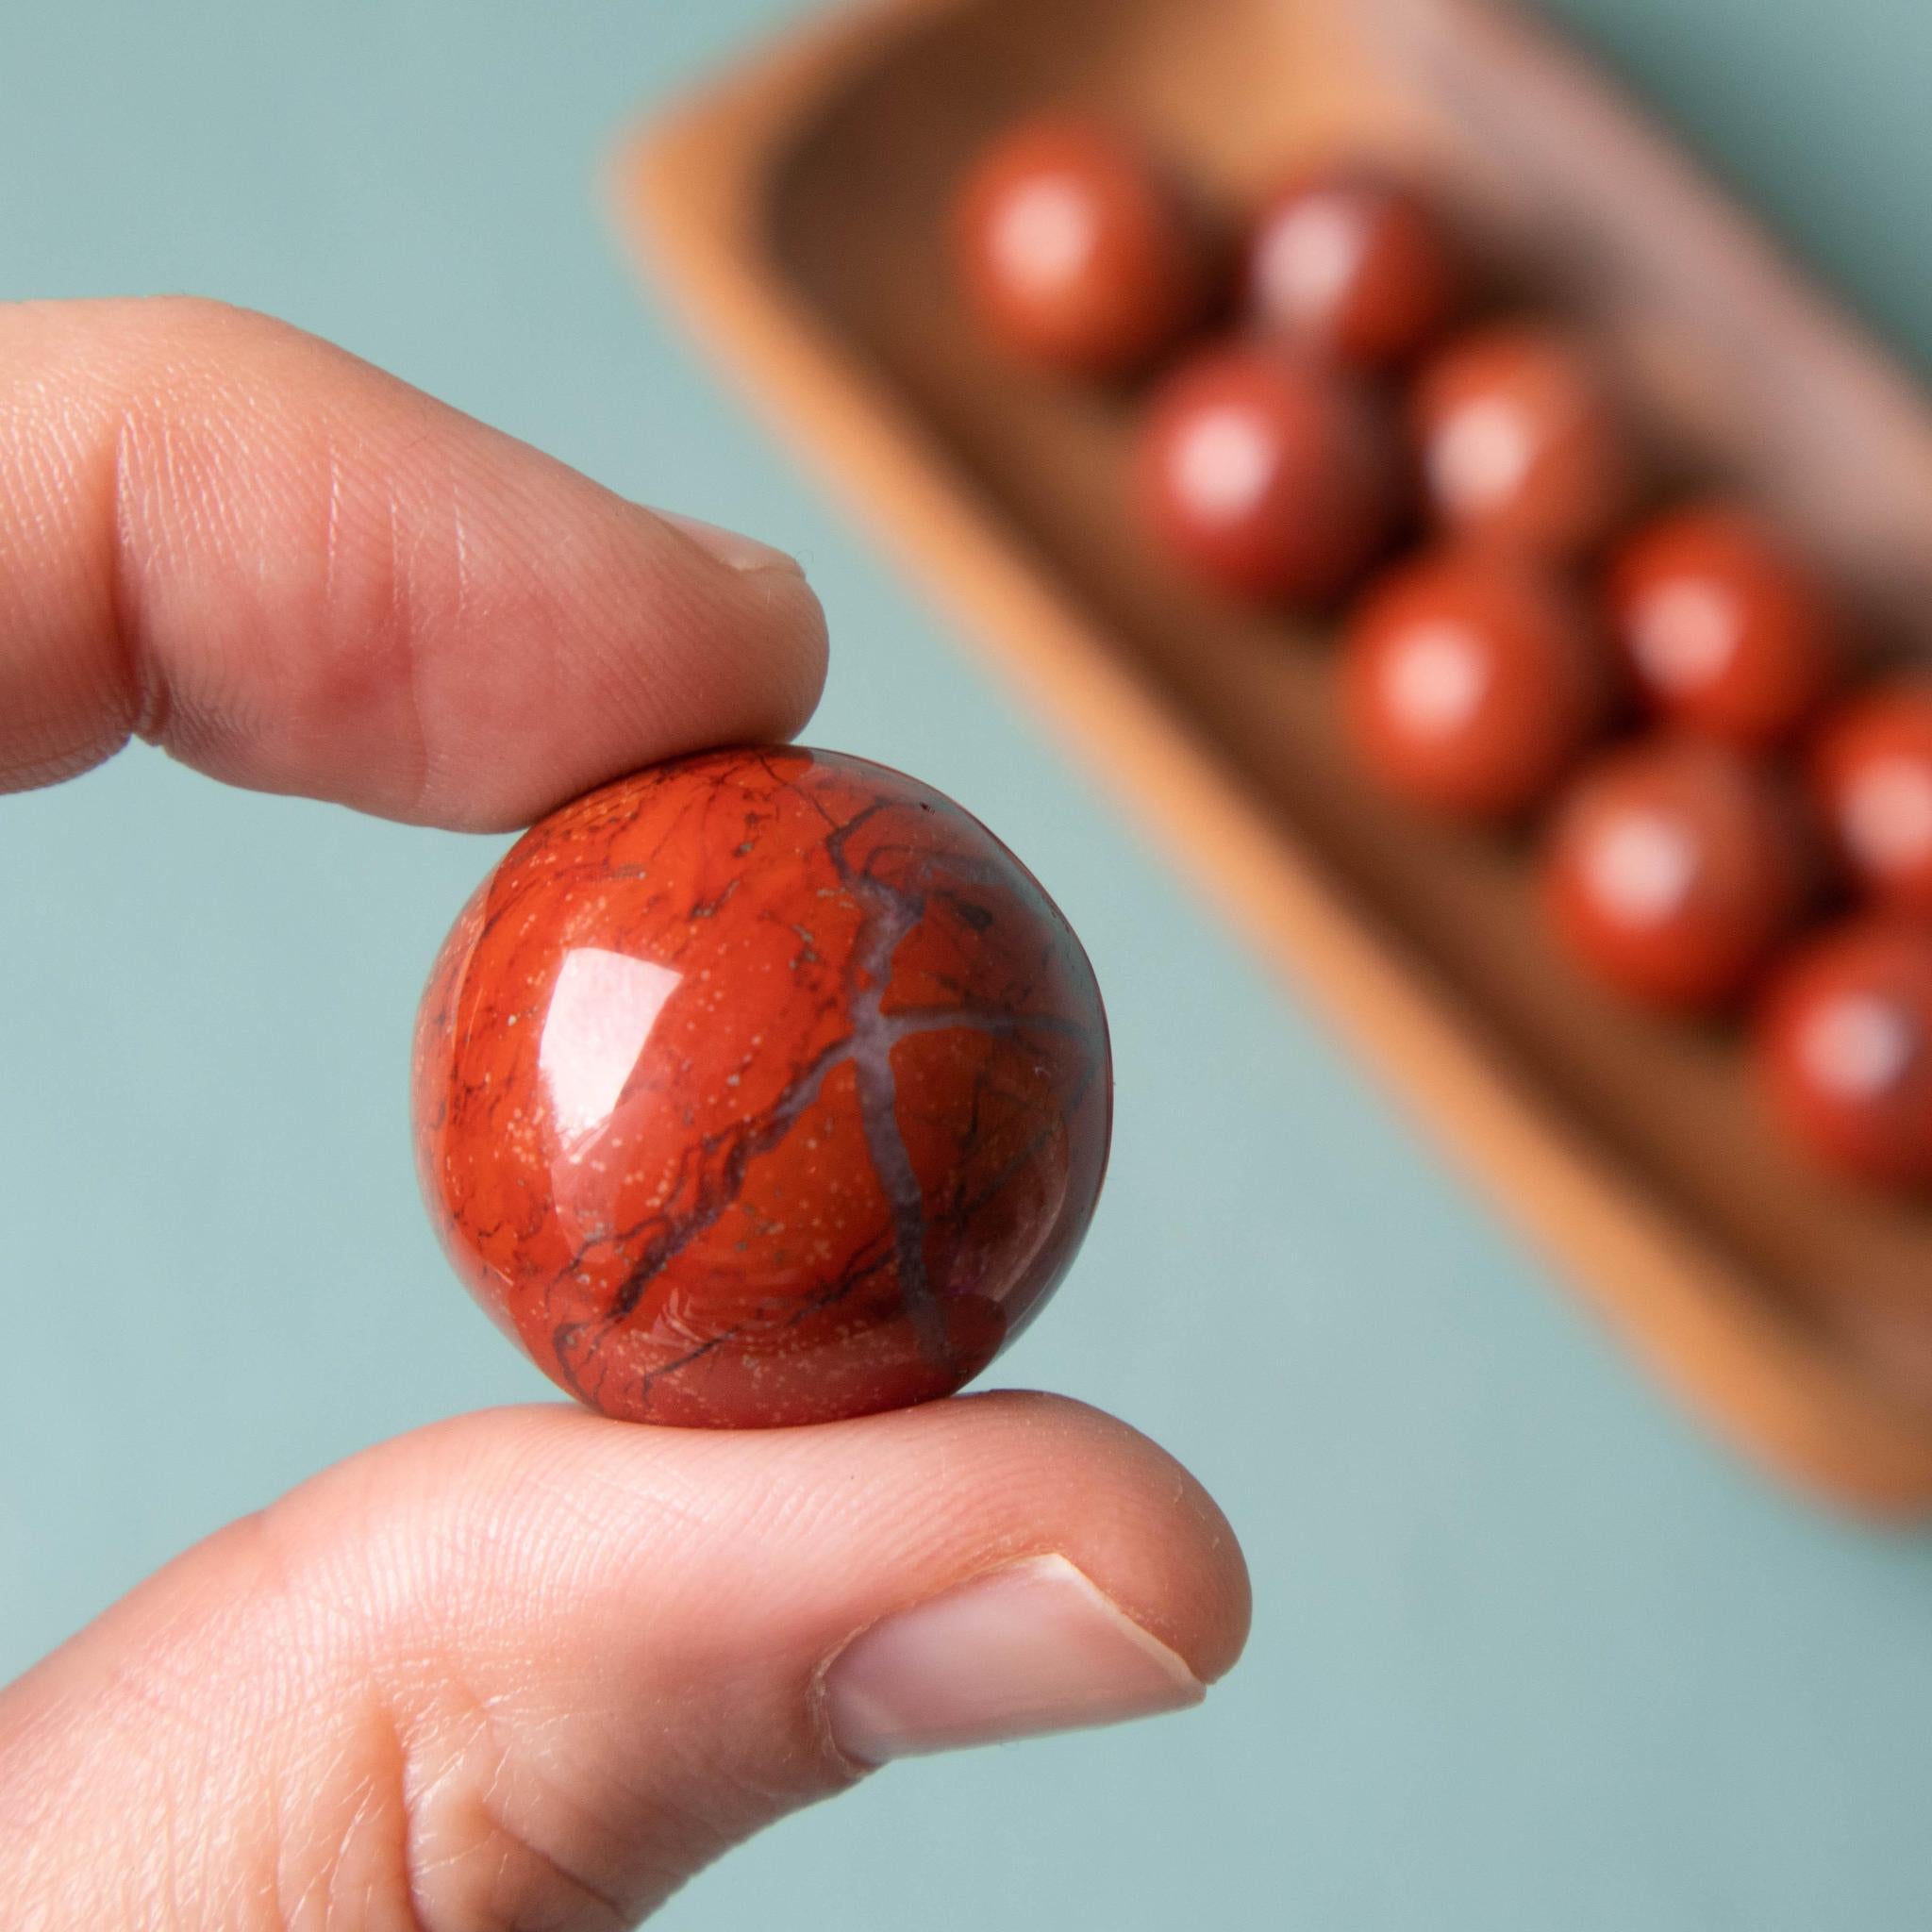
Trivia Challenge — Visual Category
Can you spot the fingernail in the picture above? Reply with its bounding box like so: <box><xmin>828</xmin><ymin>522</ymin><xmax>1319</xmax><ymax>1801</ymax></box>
<box><xmin>823</xmin><ymin>1556</ymin><xmax>1205</xmax><ymax>1764</ymax></box>
<box><xmin>658</xmin><ymin>508</ymin><xmax>806</xmax><ymax>577</ymax></box>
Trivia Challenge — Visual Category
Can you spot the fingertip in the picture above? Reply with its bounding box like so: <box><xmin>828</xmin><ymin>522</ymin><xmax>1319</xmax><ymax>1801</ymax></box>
<box><xmin>421</xmin><ymin>503</ymin><xmax>831</xmax><ymax>832</ymax></box>
<box><xmin>654</xmin><ymin>508</ymin><xmax>812</xmax><ymax>579</ymax></box>
<box><xmin>630</xmin><ymin>515</ymin><xmax>830</xmax><ymax>758</ymax></box>
<box><xmin>0</xmin><ymin>296</ymin><xmax>834</xmax><ymax>826</ymax></box>
<box><xmin>934</xmin><ymin>1391</ymin><xmax>1254</xmax><ymax>1686</ymax></box>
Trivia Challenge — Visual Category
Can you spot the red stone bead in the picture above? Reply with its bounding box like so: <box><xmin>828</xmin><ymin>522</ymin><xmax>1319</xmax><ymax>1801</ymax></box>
<box><xmin>1136</xmin><ymin>341</ymin><xmax>1401</xmax><ymax>605</ymax></box>
<box><xmin>1756</xmin><ymin>920</ymin><xmax>1932</xmax><ymax>1191</ymax></box>
<box><xmin>954</xmin><ymin>115</ymin><xmax>1213</xmax><ymax>378</ymax></box>
<box><xmin>1542</xmin><ymin>737</ymin><xmax>1813</xmax><ymax>1013</ymax></box>
<box><xmin>412</xmin><ymin>747</ymin><xmax>1111</xmax><ymax>1428</ymax></box>
<box><xmin>1810</xmin><ymin>684</ymin><xmax>1932</xmax><ymax>920</ymax></box>
<box><xmin>1606</xmin><ymin>503</ymin><xmax>1842</xmax><ymax>748</ymax></box>
<box><xmin>1411</xmin><ymin>323</ymin><xmax>1636</xmax><ymax>563</ymax></box>
<box><xmin>1341</xmin><ymin>548</ymin><xmax>1611</xmax><ymax>821</ymax></box>
<box><xmin>1245</xmin><ymin>164</ymin><xmax>1464</xmax><ymax>370</ymax></box>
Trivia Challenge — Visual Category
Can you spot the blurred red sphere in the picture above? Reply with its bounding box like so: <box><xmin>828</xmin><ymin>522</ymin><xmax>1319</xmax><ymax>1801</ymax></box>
<box><xmin>1810</xmin><ymin>684</ymin><xmax>1932</xmax><ymax>921</ymax></box>
<box><xmin>1244</xmin><ymin>165</ymin><xmax>1464</xmax><ymax>370</ymax></box>
<box><xmin>1756</xmin><ymin>920</ymin><xmax>1932</xmax><ymax>1191</ymax></box>
<box><xmin>1543</xmin><ymin>738</ymin><xmax>1813</xmax><ymax>1013</ymax></box>
<box><xmin>1136</xmin><ymin>341</ymin><xmax>1401</xmax><ymax>605</ymax></box>
<box><xmin>1341</xmin><ymin>549</ymin><xmax>1610</xmax><ymax>821</ymax></box>
<box><xmin>954</xmin><ymin>115</ymin><xmax>1215</xmax><ymax>377</ymax></box>
<box><xmin>1412</xmin><ymin>322</ymin><xmax>1636</xmax><ymax>563</ymax></box>
<box><xmin>1607</xmin><ymin>503</ymin><xmax>1841</xmax><ymax>748</ymax></box>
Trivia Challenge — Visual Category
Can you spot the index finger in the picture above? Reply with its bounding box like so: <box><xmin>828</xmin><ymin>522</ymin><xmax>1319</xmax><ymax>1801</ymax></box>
<box><xmin>0</xmin><ymin>297</ymin><xmax>827</xmax><ymax>829</ymax></box>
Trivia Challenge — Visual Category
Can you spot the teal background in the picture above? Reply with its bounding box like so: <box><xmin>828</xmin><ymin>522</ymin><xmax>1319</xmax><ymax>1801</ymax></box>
<box><xmin>4</xmin><ymin>1</ymin><xmax>1932</xmax><ymax>1924</ymax></box>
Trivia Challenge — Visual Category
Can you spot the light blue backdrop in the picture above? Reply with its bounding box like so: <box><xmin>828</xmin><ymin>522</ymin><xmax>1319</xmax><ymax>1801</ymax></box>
<box><xmin>5</xmin><ymin>3</ymin><xmax>1932</xmax><ymax>1925</ymax></box>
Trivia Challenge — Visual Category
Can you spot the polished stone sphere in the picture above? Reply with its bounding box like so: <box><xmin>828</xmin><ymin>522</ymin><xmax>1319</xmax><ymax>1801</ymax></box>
<box><xmin>1811</xmin><ymin>684</ymin><xmax>1932</xmax><ymax>921</ymax></box>
<box><xmin>1606</xmin><ymin>502</ymin><xmax>1842</xmax><ymax>749</ymax></box>
<box><xmin>954</xmin><ymin>114</ymin><xmax>1215</xmax><ymax>378</ymax></box>
<box><xmin>1757</xmin><ymin>920</ymin><xmax>1932</xmax><ymax>1192</ymax></box>
<box><xmin>1411</xmin><ymin>322</ymin><xmax>1636</xmax><ymax>563</ymax></box>
<box><xmin>1542</xmin><ymin>737</ymin><xmax>1813</xmax><ymax>1014</ymax></box>
<box><xmin>1136</xmin><ymin>340</ymin><xmax>1402</xmax><ymax>606</ymax></box>
<box><xmin>1342</xmin><ymin>547</ymin><xmax>1612</xmax><ymax>821</ymax></box>
<box><xmin>1245</xmin><ymin>164</ymin><xmax>1464</xmax><ymax>370</ymax></box>
<box><xmin>413</xmin><ymin>747</ymin><xmax>1111</xmax><ymax>1426</ymax></box>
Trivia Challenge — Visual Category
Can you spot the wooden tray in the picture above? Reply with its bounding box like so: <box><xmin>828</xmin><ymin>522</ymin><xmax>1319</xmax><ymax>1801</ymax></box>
<box><xmin>615</xmin><ymin>0</ymin><xmax>1932</xmax><ymax>1513</ymax></box>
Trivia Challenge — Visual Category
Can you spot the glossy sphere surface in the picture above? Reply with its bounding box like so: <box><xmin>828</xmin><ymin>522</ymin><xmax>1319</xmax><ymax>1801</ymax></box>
<box><xmin>1412</xmin><ymin>323</ymin><xmax>1635</xmax><ymax>562</ymax></box>
<box><xmin>1811</xmin><ymin>685</ymin><xmax>1932</xmax><ymax>919</ymax></box>
<box><xmin>1342</xmin><ymin>549</ymin><xmax>1610</xmax><ymax>821</ymax></box>
<box><xmin>1757</xmin><ymin>921</ymin><xmax>1932</xmax><ymax>1191</ymax></box>
<box><xmin>1607</xmin><ymin>503</ymin><xmax>1841</xmax><ymax>748</ymax></box>
<box><xmin>954</xmin><ymin>115</ymin><xmax>1211</xmax><ymax>378</ymax></box>
<box><xmin>413</xmin><ymin>748</ymin><xmax>1111</xmax><ymax>1428</ymax></box>
<box><xmin>1543</xmin><ymin>738</ymin><xmax>1811</xmax><ymax>1013</ymax></box>
<box><xmin>1137</xmin><ymin>341</ymin><xmax>1400</xmax><ymax>605</ymax></box>
<box><xmin>1245</xmin><ymin>165</ymin><xmax>1463</xmax><ymax>369</ymax></box>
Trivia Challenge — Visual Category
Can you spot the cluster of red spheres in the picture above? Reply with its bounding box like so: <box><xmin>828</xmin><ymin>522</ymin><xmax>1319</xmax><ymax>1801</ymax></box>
<box><xmin>956</xmin><ymin>110</ymin><xmax>1932</xmax><ymax>1195</ymax></box>
<box><xmin>414</xmin><ymin>747</ymin><xmax>1111</xmax><ymax>1426</ymax></box>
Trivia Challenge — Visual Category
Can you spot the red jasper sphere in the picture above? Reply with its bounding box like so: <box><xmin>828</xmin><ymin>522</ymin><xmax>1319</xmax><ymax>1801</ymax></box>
<box><xmin>1342</xmin><ymin>549</ymin><xmax>1610</xmax><ymax>822</ymax></box>
<box><xmin>1136</xmin><ymin>341</ymin><xmax>1401</xmax><ymax>605</ymax></box>
<box><xmin>412</xmin><ymin>747</ymin><xmax>1112</xmax><ymax>1428</ymax></box>
<box><xmin>1412</xmin><ymin>322</ymin><xmax>1636</xmax><ymax>562</ymax></box>
<box><xmin>1245</xmin><ymin>165</ymin><xmax>1464</xmax><ymax>370</ymax></box>
<box><xmin>954</xmin><ymin>115</ymin><xmax>1213</xmax><ymax>378</ymax></box>
<box><xmin>1810</xmin><ymin>685</ymin><xmax>1932</xmax><ymax>920</ymax></box>
<box><xmin>1543</xmin><ymin>738</ymin><xmax>1813</xmax><ymax>1013</ymax></box>
<box><xmin>1606</xmin><ymin>503</ymin><xmax>1842</xmax><ymax>748</ymax></box>
<box><xmin>1756</xmin><ymin>921</ymin><xmax>1932</xmax><ymax>1191</ymax></box>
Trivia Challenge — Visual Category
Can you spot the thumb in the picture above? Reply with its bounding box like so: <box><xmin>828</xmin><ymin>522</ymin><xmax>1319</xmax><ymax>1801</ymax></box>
<box><xmin>1</xmin><ymin>1392</ymin><xmax>1249</xmax><ymax>1928</ymax></box>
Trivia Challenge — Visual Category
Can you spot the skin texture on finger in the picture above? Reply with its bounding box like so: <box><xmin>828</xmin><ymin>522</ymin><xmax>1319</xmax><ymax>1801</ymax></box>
<box><xmin>0</xmin><ymin>296</ymin><xmax>827</xmax><ymax>827</ymax></box>
<box><xmin>0</xmin><ymin>1392</ymin><xmax>1249</xmax><ymax>1930</ymax></box>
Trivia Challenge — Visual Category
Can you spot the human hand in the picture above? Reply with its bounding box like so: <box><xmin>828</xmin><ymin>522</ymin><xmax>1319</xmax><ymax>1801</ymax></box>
<box><xmin>0</xmin><ymin>299</ymin><xmax>1250</xmax><ymax>1928</ymax></box>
